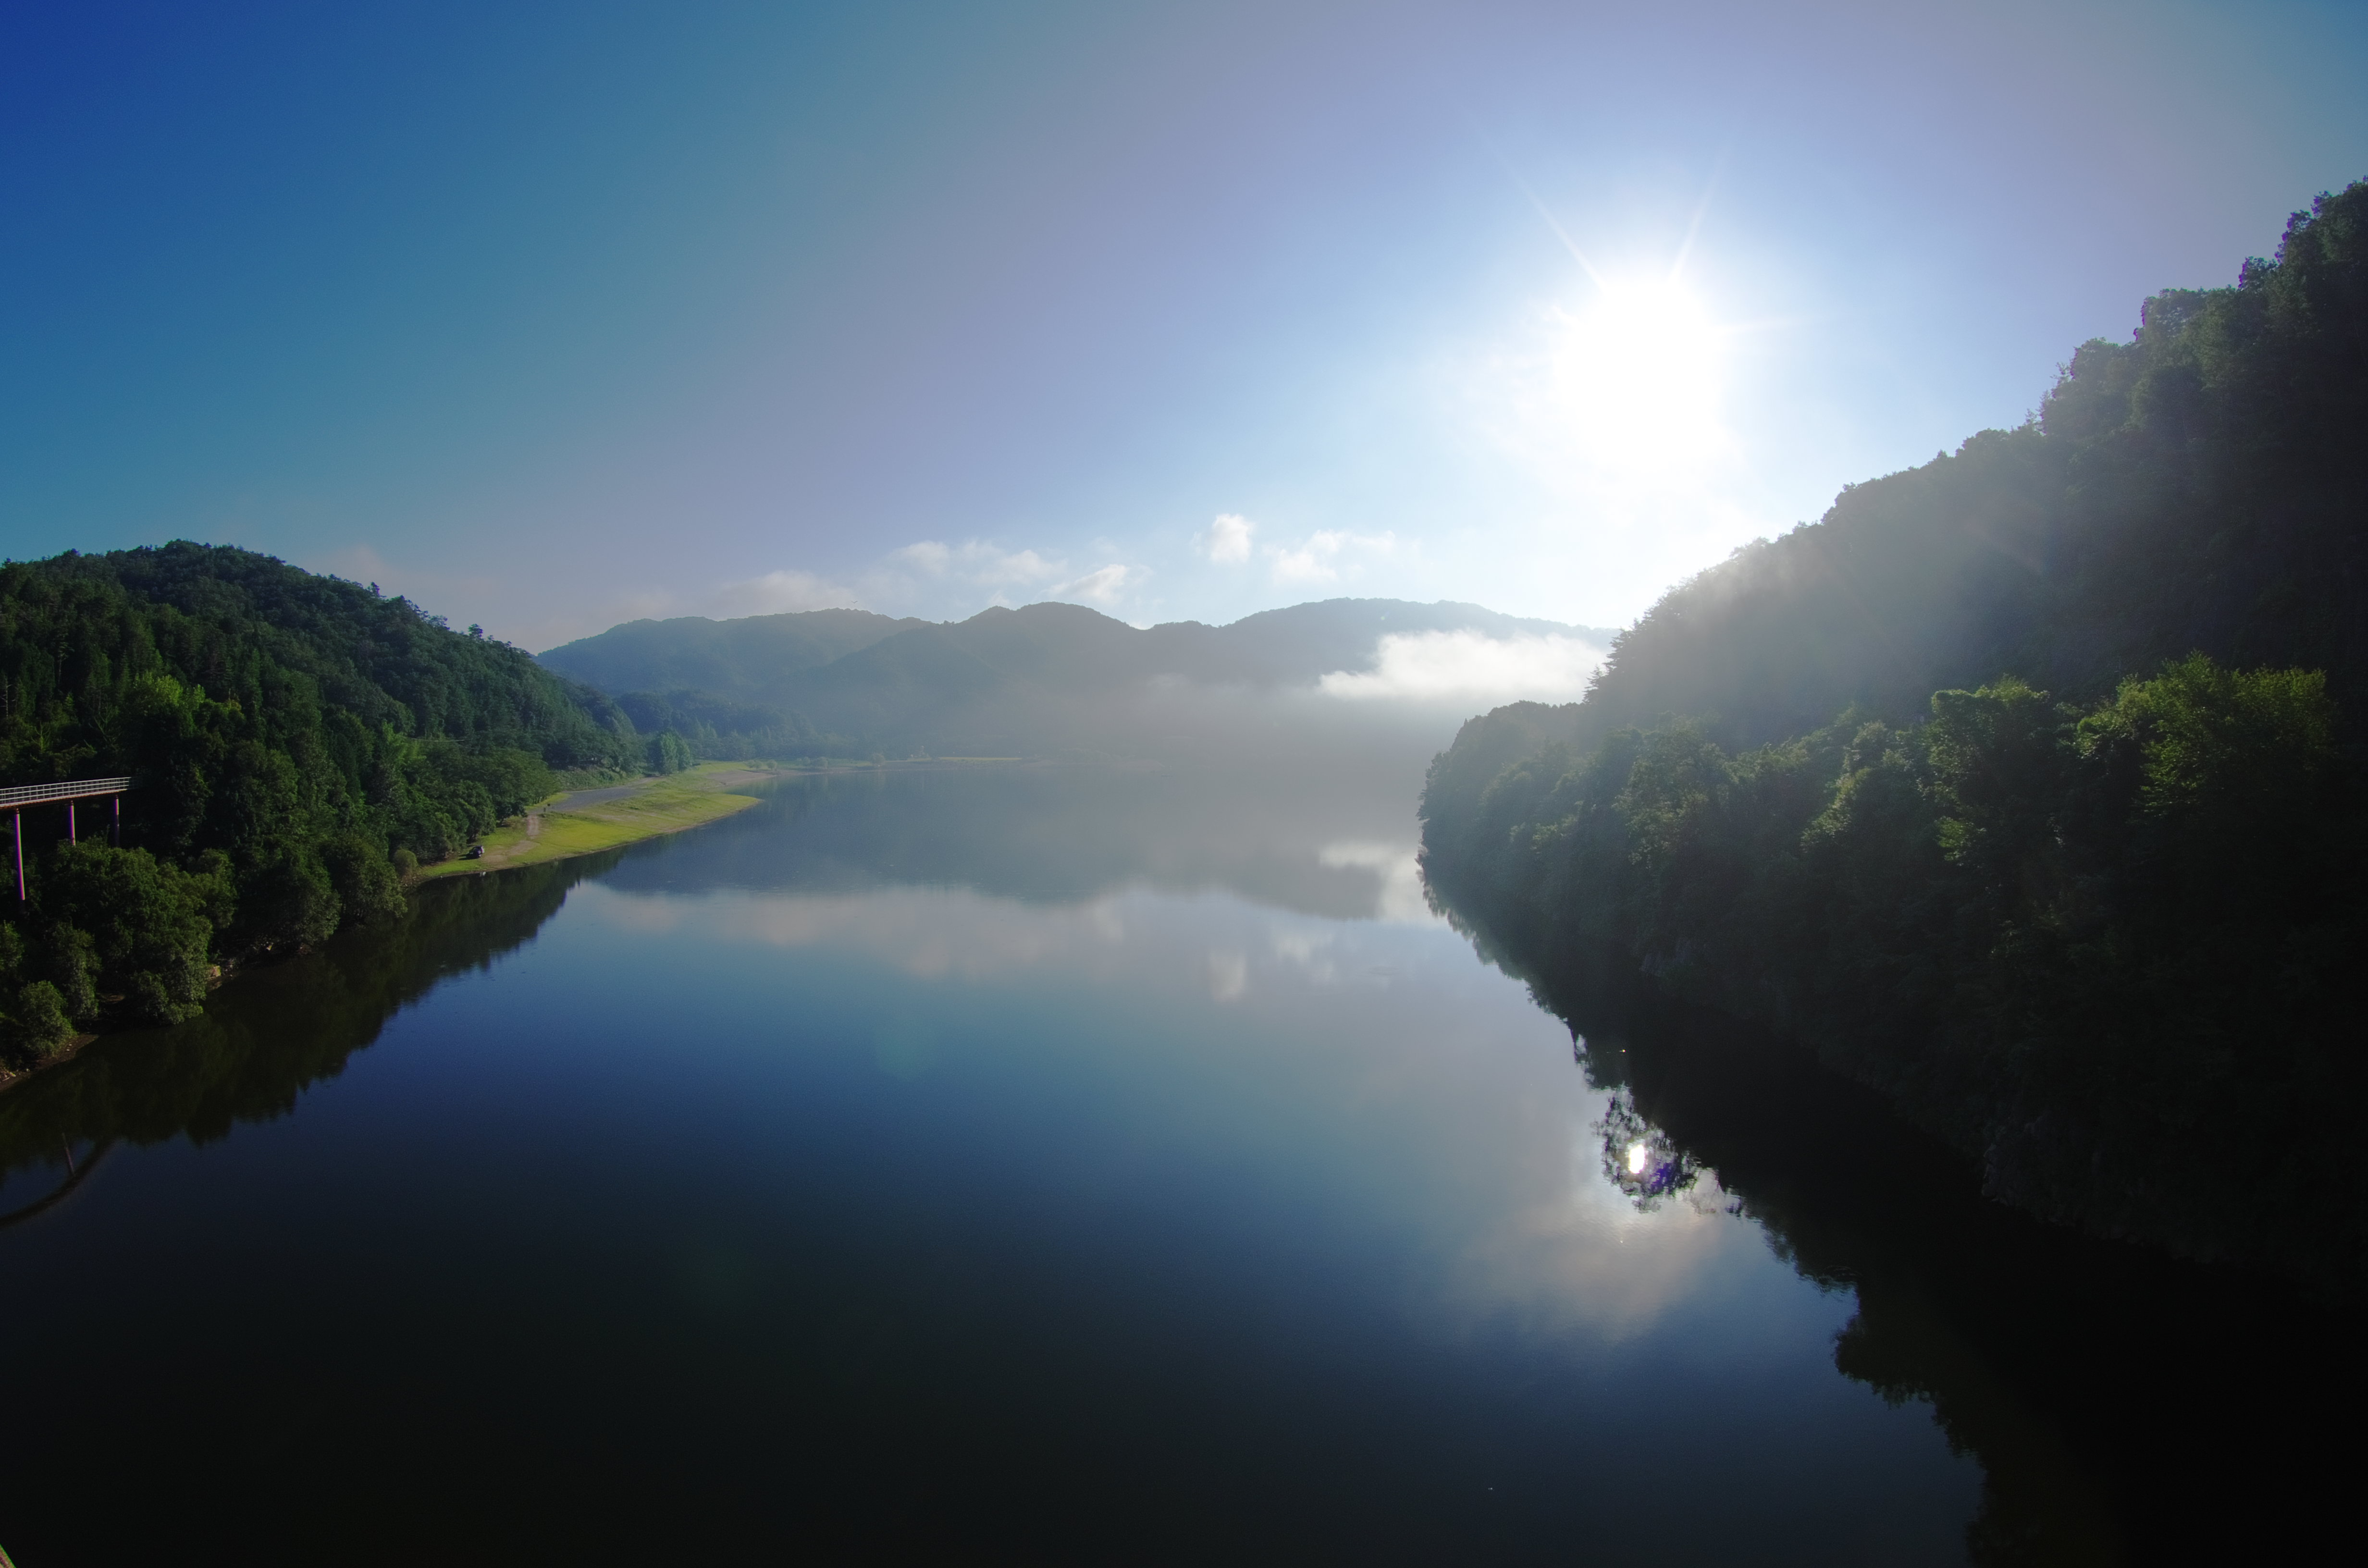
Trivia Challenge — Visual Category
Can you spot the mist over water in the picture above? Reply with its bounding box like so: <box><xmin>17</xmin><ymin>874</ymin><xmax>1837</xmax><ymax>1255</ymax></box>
<box><xmin>2</xmin><ymin>759</ymin><xmax>2009</xmax><ymax>1562</ymax></box>
<box><xmin>8</xmin><ymin>9</ymin><xmax>2363</xmax><ymax>1559</ymax></box>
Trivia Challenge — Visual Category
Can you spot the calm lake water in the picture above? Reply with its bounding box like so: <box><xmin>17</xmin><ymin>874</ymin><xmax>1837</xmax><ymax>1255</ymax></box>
<box><xmin>0</xmin><ymin>763</ymin><xmax>2350</xmax><ymax>1564</ymax></box>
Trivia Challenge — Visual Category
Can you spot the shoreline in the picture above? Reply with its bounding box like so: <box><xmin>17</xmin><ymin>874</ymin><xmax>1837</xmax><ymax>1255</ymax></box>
<box><xmin>417</xmin><ymin>754</ymin><xmax>1060</xmax><ymax>882</ymax></box>
<box><xmin>416</xmin><ymin>755</ymin><xmax>1049</xmax><ymax>883</ymax></box>
<box><xmin>0</xmin><ymin>1030</ymin><xmax>101</xmax><ymax>1097</ymax></box>
<box><xmin>3</xmin><ymin>757</ymin><xmax>1033</xmax><ymax>1096</ymax></box>
<box><xmin>4</xmin><ymin>765</ymin><xmax>775</xmax><ymax>1097</ymax></box>
<box><xmin>414</xmin><ymin>761</ymin><xmax>777</xmax><ymax>881</ymax></box>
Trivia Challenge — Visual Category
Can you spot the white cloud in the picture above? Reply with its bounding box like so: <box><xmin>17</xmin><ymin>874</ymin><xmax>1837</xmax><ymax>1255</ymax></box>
<box><xmin>1048</xmin><ymin>563</ymin><xmax>1133</xmax><ymax>606</ymax></box>
<box><xmin>1268</xmin><ymin>529</ymin><xmax>1397</xmax><ymax>587</ymax></box>
<box><xmin>710</xmin><ymin>568</ymin><xmax>861</xmax><ymax>616</ymax></box>
<box><xmin>994</xmin><ymin>550</ymin><xmax>1063</xmax><ymax>584</ymax></box>
<box><xmin>1202</xmin><ymin>513</ymin><xmax>1255</xmax><ymax>564</ymax></box>
<box><xmin>1315</xmin><ymin>841</ymin><xmax>1437</xmax><ymax>924</ymax></box>
<box><xmin>855</xmin><ymin>539</ymin><xmax>1089</xmax><ymax>612</ymax></box>
<box><xmin>890</xmin><ymin>540</ymin><xmax>953</xmax><ymax>576</ymax></box>
<box><xmin>886</xmin><ymin>539</ymin><xmax>1064</xmax><ymax>588</ymax></box>
<box><xmin>1318</xmin><ymin>630</ymin><xmax>1605</xmax><ymax>704</ymax></box>
<box><xmin>1206</xmin><ymin>949</ymin><xmax>1248</xmax><ymax>1002</ymax></box>
<box><xmin>553</xmin><ymin>535</ymin><xmax>1133</xmax><ymax>642</ymax></box>
<box><xmin>867</xmin><ymin>539</ymin><xmax>1139</xmax><ymax>613</ymax></box>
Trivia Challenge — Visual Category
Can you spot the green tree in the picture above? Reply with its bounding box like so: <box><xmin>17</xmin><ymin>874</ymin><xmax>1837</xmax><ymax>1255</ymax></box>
<box><xmin>37</xmin><ymin>842</ymin><xmax>231</xmax><ymax>1023</ymax></box>
<box><xmin>646</xmin><ymin>730</ymin><xmax>695</xmax><ymax>774</ymax></box>
<box><xmin>6</xmin><ymin>980</ymin><xmax>74</xmax><ymax>1063</ymax></box>
<box><xmin>1</xmin><ymin>541</ymin><xmax>641</xmax><ymax>994</ymax></box>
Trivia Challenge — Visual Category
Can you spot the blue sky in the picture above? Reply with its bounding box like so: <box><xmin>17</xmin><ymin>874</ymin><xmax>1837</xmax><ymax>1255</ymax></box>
<box><xmin>4</xmin><ymin>0</ymin><xmax>2364</xmax><ymax>649</ymax></box>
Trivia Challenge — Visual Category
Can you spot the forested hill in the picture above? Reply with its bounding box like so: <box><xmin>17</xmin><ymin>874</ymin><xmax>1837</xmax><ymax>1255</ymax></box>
<box><xmin>535</xmin><ymin>607</ymin><xmax>928</xmax><ymax>698</ymax></box>
<box><xmin>0</xmin><ymin>543</ymin><xmax>640</xmax><ymax>1053</ymax></box>
<box><xmin>542</xmin><ymin>598</ymin><xmax>1602</xmax><ymax>759</ymax></box>
<box><xmin>1443</xmin><ymin>189</ymin><xmax>2364</xmax><ymax>779</ymax></box>
<box><xmin>1420</xmin><ymin>182</ymin><xmax>2368</xmax><ymax>1291</ymax></box>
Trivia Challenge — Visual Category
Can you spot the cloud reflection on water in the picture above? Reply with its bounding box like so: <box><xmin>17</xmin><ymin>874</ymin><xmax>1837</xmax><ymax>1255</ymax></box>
<box><xmin>574</xmin><ymin>876</ymin><xmax>1786</xmax><ymax>1344</ymax></box>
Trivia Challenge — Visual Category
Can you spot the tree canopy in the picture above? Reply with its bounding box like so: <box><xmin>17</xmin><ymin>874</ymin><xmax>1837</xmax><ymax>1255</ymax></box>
<box><xmin>1</xmin><ymin>543</ymin><xmax>641</xmax><ymax>1053</ymax></box>
<box><xmin>1420</xmin><ymin>182</ymin><xmax>2368</xmax><ymax>1290</ymax></box>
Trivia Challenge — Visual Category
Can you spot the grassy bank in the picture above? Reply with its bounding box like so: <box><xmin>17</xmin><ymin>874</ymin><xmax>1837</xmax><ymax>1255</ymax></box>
<box><xmin>418</xmin><ymin>763</ymin><xmax>771</xmax><ymax>880</ymax></box>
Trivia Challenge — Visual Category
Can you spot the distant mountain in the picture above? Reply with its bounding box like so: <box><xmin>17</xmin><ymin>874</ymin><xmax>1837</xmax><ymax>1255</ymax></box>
<box><xmin>536</xmin><ymin>607</ymin><xmax>925</xmax><ymax>698</ymax></box>
<box><xmin>540</xmin><ymin>598</ymin><xmax>1605</xmax><ymax>758</ymax></box>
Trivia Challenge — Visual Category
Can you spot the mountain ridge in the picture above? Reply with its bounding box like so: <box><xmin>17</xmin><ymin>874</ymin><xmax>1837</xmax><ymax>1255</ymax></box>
<box><xmin>540</xmin><ymin>597</ymin><xmax>1600</xmax><ymax>693</ymax></box>
<box><xmin>540</xmin><ymin>597</ymin><xmax>1609</xmax><ymax>758</ymax></box>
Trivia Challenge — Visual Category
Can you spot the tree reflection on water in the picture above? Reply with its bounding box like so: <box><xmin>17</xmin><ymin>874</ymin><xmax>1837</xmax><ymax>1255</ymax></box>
<box><xmin>0</xmin><ymin>763</ymin><xmax>1432</xmax><ymax>1203</ymax></box>
<box><xmin>1593</xmin><ymin>1088</ymin><xmax>1708</xmax><ymax>1210</ymax></box>
<box><xmin>1440</xmin><ymin>887</ymin><xmax>2359</xmax><ymax>1566</ymax></box>
<box><xmin>0</xmin><ymin>854</ymin><xmax>609</xmax><ymax>1208</ymax></box>
<box><xmin>5</xmin><ymin>767</ymin><xmax>2357</xmax><ymax>1562</ymax></box>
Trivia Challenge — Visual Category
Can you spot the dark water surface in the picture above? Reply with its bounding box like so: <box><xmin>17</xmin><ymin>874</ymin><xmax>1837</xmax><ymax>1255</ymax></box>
<box><xmin>0</xmin><ymin>766</ymin><xmax>2346</xmax><ymax>1563</ymax></box>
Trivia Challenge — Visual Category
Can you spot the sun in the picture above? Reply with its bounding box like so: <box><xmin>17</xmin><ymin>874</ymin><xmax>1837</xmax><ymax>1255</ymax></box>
<box><xmin>1550</xmin><ymin>275</ymin><xmax>1727</xmax><ymax>472</ymax></box>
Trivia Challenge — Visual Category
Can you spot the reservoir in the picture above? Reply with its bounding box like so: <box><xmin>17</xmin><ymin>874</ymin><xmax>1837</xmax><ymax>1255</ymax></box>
<box><xmin>0</xmin><ymin>763</ymin><xmax>2345</xmax><ymax>1563</ymax></box>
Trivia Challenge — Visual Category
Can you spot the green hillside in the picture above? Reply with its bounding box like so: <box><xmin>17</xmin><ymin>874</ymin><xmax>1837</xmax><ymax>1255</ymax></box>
<box><xmin>0</xmin><ymin>543</ymin><xmax>641</xmax><ymax>1055</ymax></box>
<box><xmin>536</xmin><ymin>607</ymin><xmax>926</xmax><ymax>701</ymax></box>
<box><xmin>1419</xmin><ymin>183</ymin><xmax>2368</xmax><ymax>1288</ymax></box>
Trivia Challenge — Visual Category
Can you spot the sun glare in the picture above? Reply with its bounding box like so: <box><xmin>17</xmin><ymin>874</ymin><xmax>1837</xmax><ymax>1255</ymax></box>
<box><xmin>1551</xmin><ymin>276</ymin><xmax>1727</xmax><ymax>472</ymax></box>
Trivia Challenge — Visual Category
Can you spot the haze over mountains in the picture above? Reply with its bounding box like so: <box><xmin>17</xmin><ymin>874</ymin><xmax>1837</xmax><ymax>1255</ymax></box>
<box><xmin>539</xmin><ymin>598</ymin><xmax>1610</xmax><ymax>760</ymax></box>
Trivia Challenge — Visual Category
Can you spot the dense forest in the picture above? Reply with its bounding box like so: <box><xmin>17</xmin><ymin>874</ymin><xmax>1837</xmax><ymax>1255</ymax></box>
<box><xmin>536</xmin><ymin>607</ymin><xmax>926</xmax><ymax>704</ymax></box>
<box><xmin>0</xmin><ymin>856</ymin><xmax>597</xmax><ymax>1205</ymax></box>
<box><xmin>0</xmin><ymin>544</ymin><xmax>644</xmax><ymax>1060</ymax></box>
<box><xmin>1420</xmin><ymin>184</ymin><xmax>2368</xmax><ymax>1289</ymax></box>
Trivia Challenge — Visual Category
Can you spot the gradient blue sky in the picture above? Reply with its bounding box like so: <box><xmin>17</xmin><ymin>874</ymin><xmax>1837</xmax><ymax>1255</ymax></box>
<box><xmin>5</xmin><ymin>0</ymin><xmax>2364</xmax><ymax>649</ymax></box>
